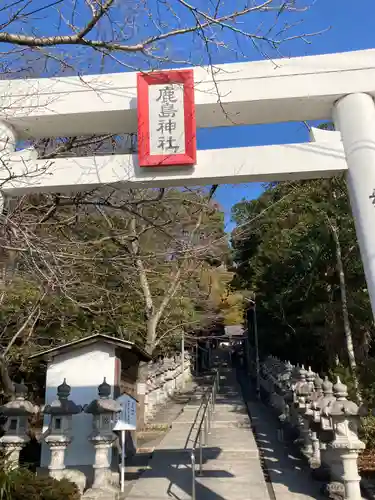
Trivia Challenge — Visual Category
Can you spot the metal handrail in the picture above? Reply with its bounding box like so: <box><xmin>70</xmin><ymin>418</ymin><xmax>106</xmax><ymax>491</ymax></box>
<box><xmin>189</xmin><ymin>369</ymin><xmax>220</xmax><ymax>500</ymax></box>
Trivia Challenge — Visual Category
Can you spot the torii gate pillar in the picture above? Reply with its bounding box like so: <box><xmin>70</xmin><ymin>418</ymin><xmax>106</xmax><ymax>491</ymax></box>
<box><xmin>334</xmin><ymin>93</ymin><xmax>375</xmax><ymax>315</ymax></box>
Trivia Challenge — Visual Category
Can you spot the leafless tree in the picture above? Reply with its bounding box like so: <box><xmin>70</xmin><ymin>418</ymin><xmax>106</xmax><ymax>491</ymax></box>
<box><xmin>0</xmin><ymin>0</ymin><xmax>324</xmax><ymax>393</ymax></box>
<box><xmin>0</xmin><ymin>1</ymin><xmax>322</xmax><ymax>77</ymax></box>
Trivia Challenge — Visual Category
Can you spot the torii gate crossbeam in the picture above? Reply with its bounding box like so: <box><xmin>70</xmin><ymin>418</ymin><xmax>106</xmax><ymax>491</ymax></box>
<box><xmin>1</xmin><ymin>49</ymin><xmax>375</xmax><ymax>319</ymax></box>
<box><xmin>3</xmin><ymin>140</ymin><xmax>346</xmax><ymax>195</ymax></box>
<box><xmin>0</xmin><ymin>49</ymin><xmax>374</xmax><ymax>138</ymax></box>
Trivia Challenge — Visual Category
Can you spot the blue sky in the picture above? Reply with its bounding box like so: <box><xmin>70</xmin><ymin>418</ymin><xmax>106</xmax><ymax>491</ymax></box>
<box><xmin>195</xmin><ymin>1</ymin><xmax>375</xmax><ymax>231</ymax></box>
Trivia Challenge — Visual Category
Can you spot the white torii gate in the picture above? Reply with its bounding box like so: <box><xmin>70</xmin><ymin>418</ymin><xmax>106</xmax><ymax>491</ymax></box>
<box><xmin>1</xmin><ymin>49</ymin><xmax>375</xmax><ymax>316</ymax></box>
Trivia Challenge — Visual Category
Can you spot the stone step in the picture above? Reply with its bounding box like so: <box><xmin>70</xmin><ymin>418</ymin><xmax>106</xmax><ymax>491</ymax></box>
<box><xmin>83</xmin><ymin>494</ymin><xmax>127</xmax><ymax>500</ymax></box>
<box><xmin>211</xmin><ymin>421</ymin><xmax>252</xmax><ymax>429</ymax></box>
<box><xmin>214</xmin><ymin>400</ymin><xmax>245</xmax><ymax>406</ymax></box>
<box><xmin>190</xmin><ymin>445</ymin><xmax>260</xmax><ymax>458</ymax></box>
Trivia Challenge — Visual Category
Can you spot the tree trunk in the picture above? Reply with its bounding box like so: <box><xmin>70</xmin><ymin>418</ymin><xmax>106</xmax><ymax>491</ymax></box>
<box><xmin>328</xmin><ymin>218</ymin><xmax>362</xmax><ymax>402</ymax></box>
<box><xmin>0</xmin><ymin>355</ymin><xmax>14</xmax><ymax>395</ymax></box>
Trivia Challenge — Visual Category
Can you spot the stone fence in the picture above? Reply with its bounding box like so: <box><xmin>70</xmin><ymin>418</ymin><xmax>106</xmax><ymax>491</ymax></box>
<box><xmin>144</xmin><ymin>353</ymin><xmax>192</xmax><ymax>422</ymax></box>
<box><xmin>257</xmin><ymin>356</ymin><xmax>366</xmax><ymax>500</ymax></box>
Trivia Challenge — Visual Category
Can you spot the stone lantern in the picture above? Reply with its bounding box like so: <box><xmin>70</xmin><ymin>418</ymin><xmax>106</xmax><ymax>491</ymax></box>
<box><xmin>42</xmin><ymin>379</ymin><xmax>82</xmax><ymax>481</ymax></box>
<box><xmin>310</xmin><ymin>376</ymin><xmax>337</xmax><ymax>483</ymax></box>
<box><xmin>305</xmin><ymin>374</ymin><xmax>324</xmax><ymax>468</ymax></box>
<box><xmin>324</xmin><ymin>377</ymin><xmax>366</xmax><ymax>500</ymax></box>
<box><xmin>305</xmin><ymin>366</ymin><xmax>316</xmax><ymax>394</ymax></box>
<box><xmin>288</xmin><ymin>365</ymin><xmax>305</xmax><ymax>431</ymax></box>
<box><xmin>295</xmin><ymin>373</ymin><xmax>313</xmax><ymax>457</ymax></box>
<box><xmin>0</xmin><ymin>381</ymin><xmax>38</xmax><ymax>468</ymax></box>
<box><xmin>84</xmin><ymin>378</ymin><xmax>122</xmax><ymax>495</ymax></box>
<box><xmin>282</xmin><ymin>362</ymin><xmax>296</xmax><ymax>431</ymax></box>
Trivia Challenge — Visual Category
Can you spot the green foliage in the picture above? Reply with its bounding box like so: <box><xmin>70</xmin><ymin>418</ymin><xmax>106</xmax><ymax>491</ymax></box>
<box><xmin>0</xmin><ymin>187</ymin><xmax>235</xmax><ymax>393</ymax></box>
<box><xmin>360</xmin><ymin>416</ymin><xmax>375</xmax><ymax>450</ymax></box>
<box><xmin>0</xmin><ymin>458</ymin><xmax>12</xmax><ymax>500</ymax></box>
<box><xmin>0</xmin><ymin>465</ymin><xmax>80</xmax><ymax>500</ymax></box>
<box><xmin>231</xmin><ymin>176</ymin><xmax>374</xmax><ymax>378</ymax></box>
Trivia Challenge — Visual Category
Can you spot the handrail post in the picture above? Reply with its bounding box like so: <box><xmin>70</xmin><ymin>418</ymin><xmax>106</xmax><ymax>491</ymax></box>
<box><xmin>199</xmin><ymin>428</ymin><xmax>203</xmax><ymax>475</ymax></box>
<box><xmin>212</xmin><ymin>372</ymin><xmax>219</xmax><ymax>412</ymax></box>
<box><xmin>204</xmin><ymin>413</ymin><xmax>208</xmax><ymax>445</ymax></box>
<box><xmin>191</xmin><ymin>450</ymin><xmax>196</xmax><ymax>500</ymax></box>
<box><xmin>207</xmin><ymin>395</ymin><xmax>213</xmax><ymax>434</ymax></box>
<box><xmin>189</xmin><ymin>364</ymin><xmax>222</xmax><ymax>498</ymax></box>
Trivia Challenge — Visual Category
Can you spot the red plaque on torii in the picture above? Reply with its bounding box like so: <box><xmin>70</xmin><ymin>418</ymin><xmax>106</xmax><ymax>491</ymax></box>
<box><xmin>137</xmin><ymin>69</ymin><xmax>196</xmax><ymax>167</ymax></box>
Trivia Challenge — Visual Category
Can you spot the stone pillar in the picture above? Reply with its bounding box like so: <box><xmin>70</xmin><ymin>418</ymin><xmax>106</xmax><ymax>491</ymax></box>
<box><xmin>48</xmin><ymin>443</ymin><xmax>67</xmax><ymax>475</ymax></box>
<box><xmin>0</xmin><ymin>381</ymin><xmax>38</xmax><ymax>469</ymax></box>
<box><xmin>90</xmin><ymin>437</ymin><xmax>114</xmax><ymax>491</ymax></box>
<box><xmin>324</xmin><ymin>377</ymin><xmax>366</xmax><ymax>500</ymax></box>
<box><xmin>84</xmin><ymin>378</ymin><xmax>121</xmax><ymax>497</ymax></box>
<box><xmin>334</xmin><ymin>93</ymin><xmax>375</xmax><ymax>317</ymax></box>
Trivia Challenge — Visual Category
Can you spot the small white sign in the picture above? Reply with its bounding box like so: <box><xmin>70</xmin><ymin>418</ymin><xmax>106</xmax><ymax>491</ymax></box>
<box><xmin>113</xmin><ymin>393</ymin><xmax>137</xmax><ymax>431</ymax></box>
<box><xmin>149</xmin><ymin>83</ymin><xmax>186</xmax><ymax>156</ymax></box>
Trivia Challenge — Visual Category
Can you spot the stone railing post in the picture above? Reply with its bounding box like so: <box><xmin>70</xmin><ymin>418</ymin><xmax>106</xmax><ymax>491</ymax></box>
<box><xmin>0</xmin><ymin>381</ymin><xmax>38</xmax><ymax>469</ymax></box>
<box><xmin>84</xmin><ymin>378</ymin><xmax>122</xmax><ymax>497</ymax></box>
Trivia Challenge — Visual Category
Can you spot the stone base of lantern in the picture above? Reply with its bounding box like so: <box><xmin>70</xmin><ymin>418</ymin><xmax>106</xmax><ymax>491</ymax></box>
<box><xmin>45</xmin><ymin>438</ymin><xmax>70</xmax><ymax>476</ymax></box>
<box><xmin>83</xmin><ymin>469</ymin><xmax>120</xmax><ymax>500</ymax></box>
<box><xmin>322</xmin><ymin>481</ymin><xmax>345</xmax><ymax>500</ymax></box>
<box><xmin>84</xmin><ymin>487</ymin><xmax>119</xmax><ymax>499</ymax></box>
<box><xmin>1</xmin><ymin>441</ymin><xmax>25</xmax><ymax>469</ymax></box>
<box><xmin>91</xmin><ymin>467</ymin><xmax>119</xmax><ymax>489</ymax></box>
<box><xmin>85</xmin><ymin>436</ymin><xmax>118</xmax><ymax>497</ymax></box>
<box><xmin>44</xmin><ymin>437</ymin><xmax>86</xmax><ymax>494</ymax></box>
<box><xmin>83</xmin><ymin>491</ymin><xmax>122</xmax><ymax>500</ymax></box>
<box><xmin>335</xmin><ymin>447</ymin><xmax>364</xmax><ymax>500</ymax></box>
